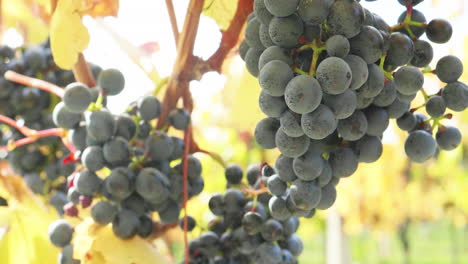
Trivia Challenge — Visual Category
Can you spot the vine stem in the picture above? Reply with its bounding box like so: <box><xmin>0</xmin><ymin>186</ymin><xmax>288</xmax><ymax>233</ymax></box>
<box><xmin>157</xmin><ymin>0</ymin><xmax>205</xmax><ymax>129</ymax></box>
<box><xmin>165</xmin><ymin>0</ymin><xmax>179</xmax><ymax>44</ymax></box>
<box><xmin>4</xmin><ymin>70</ymin><xmax>64</xmax><ymax>97</ymax></box>
<box><xmin>0</xmin><ymin>115</ymin><xmax>36</xmax><ymax>137</ymax></box>
<box><xmin>182</xmin><ymin>125</ymin><xmax>193</xmax><ymax>264</ymax></box>
<box><xmin>1</xmin><ymin>128</ymin><xmax>65</xmax><ymax>151</ymax></box>
<box><xmin>73</xmin><ymin>53</ymin><xmax>96</xmax><ymax>88</ymax></box>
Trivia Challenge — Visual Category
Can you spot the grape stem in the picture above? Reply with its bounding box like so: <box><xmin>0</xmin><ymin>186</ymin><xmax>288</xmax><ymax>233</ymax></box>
<box><xmin>182</xmin><ymin>124</ymin><xmax>193</xmax><ymax>264</ymax></box>
<box><xmin>72</xmin><ymin>53</ymin><xmax>96</xmax><ymax>88</ymax></box>
<box><xmin>4</xmin><ymin>70</ymin><xmax>65</xmax><ymax>98</ymax></box>
<box><xmin>242</xmin><ymin>186</ymin><xmax>269</xmax><ymax>196</ymax></box>
<box><xmin>1</xmin><ymin>128</ymin><xmax>65</xmax><ymax>151</ymax></box>
<box><xmin>0</xmin><ymin>115</ymin><xmax>36</xmax><ymax>137</ymax></box>
<box><xmin>165</xmin><ymin>0</ymin><xmax>179</xmax><ymax>44</ymax></box>
<box><xmin>378</xmin><ymin>54</ymin><xmax>394</xmax><ymax>81</ymax></box>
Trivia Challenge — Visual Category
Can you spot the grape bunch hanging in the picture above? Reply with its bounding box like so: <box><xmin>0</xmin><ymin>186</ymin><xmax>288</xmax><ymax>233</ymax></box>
<box><xmin>0</xmin><ymin>41</ymin><xmax>101</xmax><ymax>214</ymax></box>
<box><xmin>241</xmin><ymin>0</ymin><xmax>467</xmax><ymax>221</ymax></box>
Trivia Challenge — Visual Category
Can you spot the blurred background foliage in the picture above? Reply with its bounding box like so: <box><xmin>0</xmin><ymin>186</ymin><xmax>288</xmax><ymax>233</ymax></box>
<box><xmin>0</xmin><ymin>0</ymin><xmax>467</xmax><ymax>263</ymax></box>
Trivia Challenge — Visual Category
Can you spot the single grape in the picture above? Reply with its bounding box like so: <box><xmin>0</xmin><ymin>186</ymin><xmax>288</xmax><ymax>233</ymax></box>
<box><xmin>239</xmin><ymin>40</ymin><xmax>250</xmax><ymax>60</ymax></box>
<box><xmin>316</xmin><ymin>183</ymin><xmax>337</xmax><ymax>210</ymax></box>
<box><xmin>411</xmin><ymin>39</ymin><xmax>433</xmax><ymax>67</ymax></box>
<box><xmin>52</xmin><ymin>102</ymin><xmax>82</xmax><ymax>129</ymax></box>
<box><xmin>386</xmin><ymin>99</ymin><xmax>409</xmax><ymax>119</ymax></box>
<box><xmin>426</xmin><ymin>19</ymin><xmax>452</xmax><ymax>44</ymax></box>
<box><xmin>179</xmin><ymin>215</ymin><xmax>197</xmax><ymax>232</ymax></box>
<box><xmin>359</xmin><ymin>64</ymin><xmax>384</xmax><ymax>97</ymax></box>
<box><xmin>49</xmin><ymin>220</ymin><xmax>73</xmax><ymax>248</ymax></box>
<box><xmin>275</xmin><ymin>154</ymin><xmax>298</xmax><ymax>182</ymax></box>
<box><xmin>268</xmin><ymin>196</ymin><xmax>292</xmax><ymax>221</ymax></box>
<box><xmin>316</xmin><ymin>57</ymin><xmax>352</xmax><ymax>95</ymax></box>
<box><xmin>225</xmin><ymin>164</ymin><xmax>243</xmax><ymax>185</ymax></box>
<box><xmin>329</xmin><ymin>147</ymin><xmax>358</xmax><ymax>178</ymax></box>
<box><xmin>394</xmin><ymin>66</ymin><xmax>424</xmax><ymax>96</ymax></box>
<box><xmin>290</xmin><ymin>179</ymin><xmax>321</xmax><ymax>211</ymax></box>
<box><xmin>301</xmin><ymin>104</ymin><xmax>337</xmax><ymax>140</ymax></box>
<box><xmin>105</xmin><ymin>167</ymin><xmax>134</xmax><ymax>200</ymax></box>
<box><xmin>269</xmin><ymin>14</ymin><xmax>304</xmax><ymax>48</ymax></box>
<box><xmin>75</xmin><ymin>170</ymin><xmax>102</xmax><ymax>196</ymax></box>
<box><xmin>137</xmin><ymin>95</ymin><xmax>162</xmax><ymax>121</ymax></box>
<box><xmin>135</xmin><ymin>168</ymin><xmax>169</xmax><ymax>202</ymax></box>
<box><xmin>245</xmin><ymin>18</ymin><xmax>264</xmax><ymax>49</ymax></box>
<box><xmin>436</xmin><ymin>126</ymin><xmax>461</xmax><ymax>151</ymax></box>
<box><xmin>258</xmin><ymin>46</ymin><xmax>293</xmax><ymax>70</ymax></box>
<box><xmin>435</xmin><ymin>55</ymin><xmax>463</xmax><ymax>83</ymax></box>
<box><xmin>255</xmin><ymin>117</ymin><xmax>280</xmax><ymax>149</ymax></box>
<box><xmin>245</xmin><ymin>48</ymin><xmax>264</xmax><ymax>77</ymax></box>
<box><xmin>284</xmin><ymin>75</ymin><xmax>322</xmax><ymax>114</ymax></box>
<box><xmin>254</xmin><ymin>0</ymin><xmax>273</xmax><ymax>25</ymax></box>
<box><xmin>169</xmin><ymin>108</ymin><xmax>190</xmax><ymax>130</ymax></box>
<box><xmin>298</xmin><ymin>0</ymin><xmax>333</xmax><ymax>24</ymax></box>
<box><xmin>81</xmin><ymin>146</ymin><xmax>105</xmax><ymax>172</ymax></box>
<box><xmin>114</xmin><ymin>114</ymin><xmax>137</xmax><ymax>140</ymax></box>
<box><xmin>264</xmin><ymin>0</ymin><xmax>298</xmax><ymax>17</ymax></box>
<box><xmin>85</xmin><ymin>109</ymin><xmax>115</xmax><ymax>142</ymax></box>
<box><xmin>293</xmin><ymin>151</ymin><xmax>324</xmax><ymax>181</ymax></box>
<box><xmin>373</xmin><ymin>80</ymin><xmax>397</xmax><ymax>107</ymax></box>
<box><xmin>349</xmin><ymin>25</ymin><xmax>384</xmax><ymax>64</ymax></box>
<box><xmin>384</xmin><ymin>33</ymin><xmax>414</xmax><ymax>71</ymax></box>
<box><xmin>344</xmin><ymin>55</ymin><xmax>369</xmax><ymax>90</ymax></box>
<box><xmin>145</xmin><ymin>131</ymin><xmax>174</xmax><ymax>161</ymax></box>
<box><xmin>337</xmin><ymin>110</ymin><xmax>368</xmax><ymax>141</ymax></box>
<box><xmin>63</xmin><ymin>82</ymin><xmax>92</xmax><ymax>113</ymax></box>
<box><xmin>259</xmin><ymin>60</ymin><xmax>294</xmax><ymax>96</ymax></box>
<box><xmin>323</xmin><ymin>89</ymin><xmax>357</xmax><ymax>120</ymax></box>
<box><xmin>279</xmin><ymin>110</ymin><xmax>304</xmax><ymax>137</ymax></box>
<box><xmin>326</xmin><ymin>35</ymin><xmax>350</xmax><ymax>58</ymax></box>
<box><xmin>441</xmin><ymin>82</ymin><xmax>468</xmax><ymax>112</ymax></box>
<box><xmin>98</xmin><ymin>68</ymin><xmax>125</xmax><ymax>96</ymax></box>
<box><xmin>275</xmin><ymin>129</ymin><xmax>310</xmax><ymax>158</ymax></box>
<box><xmin>112</xmin><ymin>209</ymin><xmax>140</xmax><ymax>239</ymax></box>
<box><xmin>425</xmin><ymin>96</ymin><xmax>446</xmax><ymax>118</ymax></box>
<box><xmin>364</xmin><ymin>107</ymin><xmax>389</xmax><ymax>136</ymax></box>
<box><xmin>327</xmin><ymin>0</ymin><xmax>365</xmax><ymax>38</ymax></box>
<box><xmin>267</xmin><ymin>174</ymin><xmax>287</xmax><ymax>196</ymax></box>
<box><xmin>103</xmin><ymin>137</ymin><xmax>130</xmax><ymax>167</ymax></box>
<box><xmin>91</xmin><ymin>201</ymin><xmax>118</xmax><ymax>225</ymax></box>
<box><xmin>404</xmin><ymin>130</ymin><xmax>437</xmax><ymax>163</ymax></box>
<box><xmin>353</xmin><ymin>135</ymin><xmax>383</xmax><ymax>163</ymax></box>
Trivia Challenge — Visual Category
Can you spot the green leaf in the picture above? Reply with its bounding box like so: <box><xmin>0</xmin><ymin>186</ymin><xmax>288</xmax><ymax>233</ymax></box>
<box><xmin>203</xmin><ymin>0</ymin><xmax>238</xmax><ymax>30</ymax></box>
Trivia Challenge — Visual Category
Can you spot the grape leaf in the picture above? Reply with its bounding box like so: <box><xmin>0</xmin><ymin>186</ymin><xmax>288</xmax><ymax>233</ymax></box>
<box><xmin>3</xmin><ymin>0</ymin><xmax>49</xmax><ymax>43</ymax></box>
<box><xmin>73</xmin><ymin>218</ymin><xmax>169</xmax><ymax>264</ymax></box>
<box><xmin>50</xmin><ymin>0</ymin><xmax>90</xmax><ymax>69</ymax></box>
<box><xmin>203</xmin><ymin>0</ymin><xmax>238</xmax><ymax>30</ymax></box>
<box><xmin>0</xmin><ymin>168</ymin><xmax>60</xmax><ymax>264</ymax></box>
<box><xmin>84</xmin><ymin>0</ymin><xmax>120</xmax><ymax>17</ymax></box>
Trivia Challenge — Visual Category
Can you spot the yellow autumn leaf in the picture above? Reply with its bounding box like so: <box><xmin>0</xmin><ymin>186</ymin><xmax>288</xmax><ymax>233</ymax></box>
<box><xmin>203</xmin><ymin>0</ymin><xmax>238</xmax><ymax>30</ymax></box>
<box><xmin>74</xmin><ymin>218</ymin><xmax>169</xmax><ymax>264</ymax></box>
<box><xmin>3</xmin><ymin>0</ymin><xmax>49</xmax><ymax>43</ymax></box>
<box><xmin>50</xmin><ymin>0</ymin><xmax>90</xmax><ymax>69</ymax></box>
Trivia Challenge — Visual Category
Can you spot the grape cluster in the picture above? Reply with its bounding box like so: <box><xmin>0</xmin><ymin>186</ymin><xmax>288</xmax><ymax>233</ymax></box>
<box><xmin>0</xmin><ymin>42</ymin><xmax>101</xmax><ymax>214</ymax></box>
<box><xmin>186</xmin><ymin>164</ymin><xmax>303</xmax><ymax>264</ymax></box>
<box><xmin>242</xmin><ymin>0</ymin><xmax>467</xmax><ymax>218</ymax></box>
<box><xmin>46</xmin><ymin>67</ymin><xmax>202</xmax><ymax>251</ymax></box>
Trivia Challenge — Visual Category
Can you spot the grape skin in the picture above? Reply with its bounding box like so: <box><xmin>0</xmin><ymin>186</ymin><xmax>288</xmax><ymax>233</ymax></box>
<box><xmin>293</xmin><ymin>151</ymin><xmax>324</xmax><ymax>181</ymax></box>
<box><xmin>326</xmin><ymin>35</ymin><xmax>350</xmax><ymax>58</ymax></box>
<box><xmin>298</xmin><ymin>0</ymin><xmax>333</xmax><ymax>25</ymax></box>
<box><xmin>425</xmin><ymin>96</ymin><xmax>446</xmax><ymax>118</ymax></box>
<box><xmin>301</xmin><ymin>104</ymin><xmax>337</xmax><ymax>140</ymax></box>
<box><xmin>404</xmin><ymin>130</ymin><xmax>437</xmax><ymax>163</ymax></box>
<box><xmin>246</xmin><ymin>18</ymin><xmax>264</xmax><ymax>49</ymax></box>
<box><xmin>359</xmin><ymin>64</ymin><xmax>384</xmax><ymax>97</ymax></box>
<box><xmin>322</xmin><ymin>89</ymin><xmax>357</xmax><ymax>120</ymax></box>
<box><xmin>258</xmin><ymin>46</ymin><xmax>293</xmax><ymax>70</ymax></box>
<box><xmin>264</xmin><ymin>0</ymin><xmax>298</xmax><ymax>18</ymax></box>
<box><xmin>435</xmin><ymin>55</ymin><xmax>463</xmax><ymax>83</ymax></box>
<box><xmin>436</xmin><ymin>126</ymin><xmax>461</xmax><ymax>151</ymax></box>
<box><xmin>343</xmin><ymin>55</ymin><xmax>368</xmax><ymax>90</ymax></box>
<box><xmin>275</xmin><ymin>129</ymin><xmax>310</xmax><ymax>158</ymax></box>
<box><xmin>426</xmin><ymin>19</ymin><xmax>453</xmax><ymax>44</ymax></box>
<box><xmin>316</xmin><ymin>57</ymin><xmax>352</xmax><ymax>95</ymax></box>
<box><xmin>349</xmin><ymin>25</ymin><xmax>384</xmax><ymax>64</ymax></box>
<box><xmin>259</xmin><ymin>90</ymin><xmax>287</xmax><ymax>118</ymax></box>
<box><xmin>98</xmin><ymin>69</ymin><xmax>125</xmax><ymax>96</ymax></box>
<box><xmin>394</xmin><ymin>66</ymin><xmax>424</xmax><ymax>96</ymax></box>
<box><xmin>364</xmin><ymin>107</ymin><xmax>389</xmax><ymax>137</ymax></box>
<box><xmin>269</xmin><ymin>14</ymin><xmax>304</xmax><ymax>48</ymax></box>
<box><xmin>327</xmin><ymin>0</ymin><xmax>365</xmax><ymax>38</ymax></box>
<box><xmin>411</xmin><ymin>40</ymin><xmax>434</xmax><ymax>67</ymax></box>
<box><xmin>441</xmin><ymin>82</ymin><xmax>468</xmax><ymax>112</ymax></box>
<box><xmin>337</xmin><ymin>110</ymin><xmax>368</xmax><ymax>141</ymax></box>
<box><xmin>284</xmin><ymin>75</ymin><xmax>322</xmax><ymax>114</ymax></box>
<box><xmin>245</xmin><ymin>48</ymin><xmax>264</xmax><ymax>77</ymax></box>
<box><xmin>259</xmin><ymin>60</ymin><xmax>294</xmax><ymax>96</ymax></box>
<box><xmin>280</xmin><ymin>110</ymin><xmax>304</xmax><ymax>137</ymax></box>
<box><xmin>255</xmin><ymin>117</ymin><xmax>280</xmax><ymax>149</ymax></box>
<box><xmin>328</xmin><ymin>147</ymin><xmax>358</xmax><ymax>178</ymax></box>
